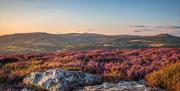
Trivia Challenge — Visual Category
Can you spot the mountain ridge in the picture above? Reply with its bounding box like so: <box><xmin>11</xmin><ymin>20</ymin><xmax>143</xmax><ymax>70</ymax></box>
<box><xmin>1</xmin><ymin>32</ymin><xmax>179</xmax><ymax>37</ymax></box>
<box><xmin>0</xmin><ymin>32</ymin><xmax>180</xmax><ymax>54</ymax></box>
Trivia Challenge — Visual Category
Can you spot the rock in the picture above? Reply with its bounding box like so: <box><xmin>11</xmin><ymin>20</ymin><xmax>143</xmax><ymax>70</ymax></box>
<box><xmin>81</xmin><ymin>80</ymin><xmax>167</xmax><ymax>91</ymax></box>
<box><xmin>23</xmin><ymin>69</ymin><xmax>102</xmax><ymax>91</ymax></box>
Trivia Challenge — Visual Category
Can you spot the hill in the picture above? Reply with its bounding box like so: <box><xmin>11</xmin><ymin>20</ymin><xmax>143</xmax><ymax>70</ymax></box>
<box><xmin>0</xmin><ymin>48</ymin><xmax>179</xmax><ymax>90</ymax></box>
<box><xmin>0</xmin><ymin>32</ymin><xmax>180</xmax><ymax>54</ymax></box>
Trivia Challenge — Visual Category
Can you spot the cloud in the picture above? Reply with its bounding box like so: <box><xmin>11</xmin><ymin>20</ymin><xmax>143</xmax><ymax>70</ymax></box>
<box><xmin>73</xmin><ymin>29</ymin><xmax>94</xmax><ymax>32</ymax></box>
<box><xmin>154</xmin><ymin>26</ymin><xmax>164</xmax><ymax>28</ymax></box>
<box><xmin>134</xmin><ymin>29</ymin><xmax>160</xmax><ymax>32</ymax></box>
<box><xmin>132</xmin><ymin>25</ymin><xmax>180</xmax><ymax>33</ymax></box>
<box><xmin>131</xmin><ymin>25</ymin><xmax>148</xmax><ymax>28</ymax></box>
<box><xmin>132</xmin><ymin>25</ymin><xmax>180</xmax><ymax>36</ymax></box>
<box><xmin>87</xmin><ymin>30</ymin><xmax>94</xmax><ymax>32</ymax></box>
<box><xmin>134</xmin><ymin>30</ymin><xmax>141</xmax><ymax>32</ymax></box>
<box><xmin>132</xmin><ymin>25</ymin><xmax>180</xmax><ymax>30</ymax></box>
<box><xmin>166</xmin><ymin>26</ymin><xmax>180</xmax><ymax>29</ymax></box>
<box><xmin>154</xmin><ymin>26</ymin><xmax>180</xmax><ymax>29</ymax></box>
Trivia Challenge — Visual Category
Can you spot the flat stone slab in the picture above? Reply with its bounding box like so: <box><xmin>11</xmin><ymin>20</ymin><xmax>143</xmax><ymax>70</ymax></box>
<box><xmin>80</xmin><ymin>80</ymin><xmax>167</xmax><ymax>91</ymax></box>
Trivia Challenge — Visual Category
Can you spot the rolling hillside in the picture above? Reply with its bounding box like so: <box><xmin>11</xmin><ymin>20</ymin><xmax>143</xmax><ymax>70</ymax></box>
<box><xmin>0</xmin><ymin>32</ymin><xmax>180</xmax><ymax>54</ymax></box>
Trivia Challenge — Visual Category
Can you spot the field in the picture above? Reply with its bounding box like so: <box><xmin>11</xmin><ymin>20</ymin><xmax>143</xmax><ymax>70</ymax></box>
<box><xmin>1</xmin><ymin>33</ymin><xmax>180</xmax><ymax>54</ymax></box>
<box><xmin>0</xmin><ymin>48</ymin><xmax>179</xmax><ymax>90</ymax></box>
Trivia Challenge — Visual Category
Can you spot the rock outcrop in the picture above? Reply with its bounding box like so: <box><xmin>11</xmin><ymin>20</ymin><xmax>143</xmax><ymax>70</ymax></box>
<box><xmin>81</xmin><ymin>80</ymin><xmax>167</xmax><ymax>91</ymax></box>
<box><xmin>23</xmin><ymin>69</ymin><xmax>102</xmax><ymax>91</ymax></box>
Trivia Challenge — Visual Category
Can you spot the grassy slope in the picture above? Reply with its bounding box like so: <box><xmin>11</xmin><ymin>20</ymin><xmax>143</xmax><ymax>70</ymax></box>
<box><xmin>0</xmin><ymin>33</ymin><xmax>180</xmax><ymax>54</ymax></box>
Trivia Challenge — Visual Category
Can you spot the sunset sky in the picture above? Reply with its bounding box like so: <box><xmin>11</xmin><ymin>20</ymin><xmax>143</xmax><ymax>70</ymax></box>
<box><xmin>0</xmin><ymin>0</ymin><xmax>180</xmax><ymax>36</ymax></box>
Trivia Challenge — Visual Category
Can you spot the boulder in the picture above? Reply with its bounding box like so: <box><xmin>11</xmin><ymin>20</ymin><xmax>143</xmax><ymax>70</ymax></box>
<box><xmin>81</xmin><ymin>80</ymin><xmax>167</xmax><ymax>91</ymax></box>
<box><xmin>23</xmin><ymin>69</ymin><xmax>102</xmax><ymax>91</ymax></box>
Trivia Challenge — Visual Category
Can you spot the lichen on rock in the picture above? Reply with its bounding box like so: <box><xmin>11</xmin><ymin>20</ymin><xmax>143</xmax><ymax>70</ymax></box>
<box><xmin>23</xmin><ymin>69</ymin><xmax>102</xmax><ymax>91</ymax></box>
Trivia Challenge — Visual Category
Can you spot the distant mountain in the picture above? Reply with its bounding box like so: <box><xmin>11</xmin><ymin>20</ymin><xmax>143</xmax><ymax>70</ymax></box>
<box><xmin>0</xmin><ymin>32</ymin><xmax>180</xmax><ymax>54</ymax></box>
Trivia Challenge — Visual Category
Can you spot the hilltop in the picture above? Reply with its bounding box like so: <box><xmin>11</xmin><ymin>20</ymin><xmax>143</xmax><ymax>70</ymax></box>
<box><xmin>0</xmin><ymin>32</ymin><xmax>180</xmax><ymax>54</ymax></box>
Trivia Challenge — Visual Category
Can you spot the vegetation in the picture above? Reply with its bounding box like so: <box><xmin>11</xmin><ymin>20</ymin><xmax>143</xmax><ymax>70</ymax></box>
<box><xmin>146</xmin><ymin>62</ymin><xmax>180</xmax><ymax>91</ymax></box>
<box><xmin>0</xmin><ymin>48</ymin><xmax>179</xmax><ymax>90</ymax></box>
<box><xmin>0</xmin><ymin>33</ymin><xmax>180</xmax><ymax>54</ymax></box>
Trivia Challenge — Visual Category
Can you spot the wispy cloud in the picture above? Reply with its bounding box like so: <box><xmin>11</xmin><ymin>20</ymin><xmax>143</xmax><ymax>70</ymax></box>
<box><xmin>134</xmin><ymin>30</ymin><xmax>141</xmax><ymax>32</ymax></box>
<box><xmin>132</xmin><ymin>25</ymin><xmax>180</xmax><ymax>30</ymax></box>
<box><xmin>153</xmin><ymin>26</ymin><xmax>180</xmax><ymax>29</ymax></box>
<box><xmin>131</xmin><ymin>25</ymin><xmax>180</xmax><ymax>36</ymax></box>
<box><xmin>132</xmin><ymin>25</ymin><xmax>147</xmax><ymax>28</ymax></box>
<box><xmin>134</xmin><ymin>29</ymin><xmax>160</xmax><ymax>32</ymax></box>
<box><xmin>74</xmin><ymin>29</ymin><xmax>95</xmax><ymax>32</ymax></box>
<box><xmin>165</xmin><ymin>26</ymin><xmax>180</xmax><ymax>29</ymax></box>
<box><xmin>87</xmin><ymin>30</ymin><xmax>94</xmax><ymax>32</ymax></box>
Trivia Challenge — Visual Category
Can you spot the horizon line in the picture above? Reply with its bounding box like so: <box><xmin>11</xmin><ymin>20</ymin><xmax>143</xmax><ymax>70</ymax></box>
<box><xmin>0</xmin><ymin>32</ymin><xmax>179</xmax><ymax>37</ymax></box>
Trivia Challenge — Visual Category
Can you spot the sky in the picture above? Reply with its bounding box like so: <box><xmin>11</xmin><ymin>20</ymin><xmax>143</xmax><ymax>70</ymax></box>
<box><xmin>0</xmin><ymin>0</ymin><xmax>180</xmax><ymax>36</ymax></box>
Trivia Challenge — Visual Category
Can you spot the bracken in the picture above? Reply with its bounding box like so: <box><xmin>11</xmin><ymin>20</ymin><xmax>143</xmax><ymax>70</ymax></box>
<box><xmin>145</xmin><ymin>62</ymin><xmax>180</xmax><ymax>91</ymax></box>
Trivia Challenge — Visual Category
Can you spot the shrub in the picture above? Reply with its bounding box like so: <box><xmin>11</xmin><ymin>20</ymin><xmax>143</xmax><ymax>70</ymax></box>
<box><xmin>0</xmin><ymin>48</ymin><xmax>179</xmax><ymax>90</ymax></box>
<box><xmin>145</xmin><ymin>62</ymin><xmax>180</xmax><ymax>91</ymax></box>
<box><xmin>0</xmin><ymin>70</ymin><xmax>8</xmax><ymax>83</ymax></box>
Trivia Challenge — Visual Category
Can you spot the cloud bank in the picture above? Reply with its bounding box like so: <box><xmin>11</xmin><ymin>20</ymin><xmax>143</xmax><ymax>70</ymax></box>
<box><xmin>131</xmin><ymin>25</ymin><xmax>180</xmax><ymax>36</ymax></box>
